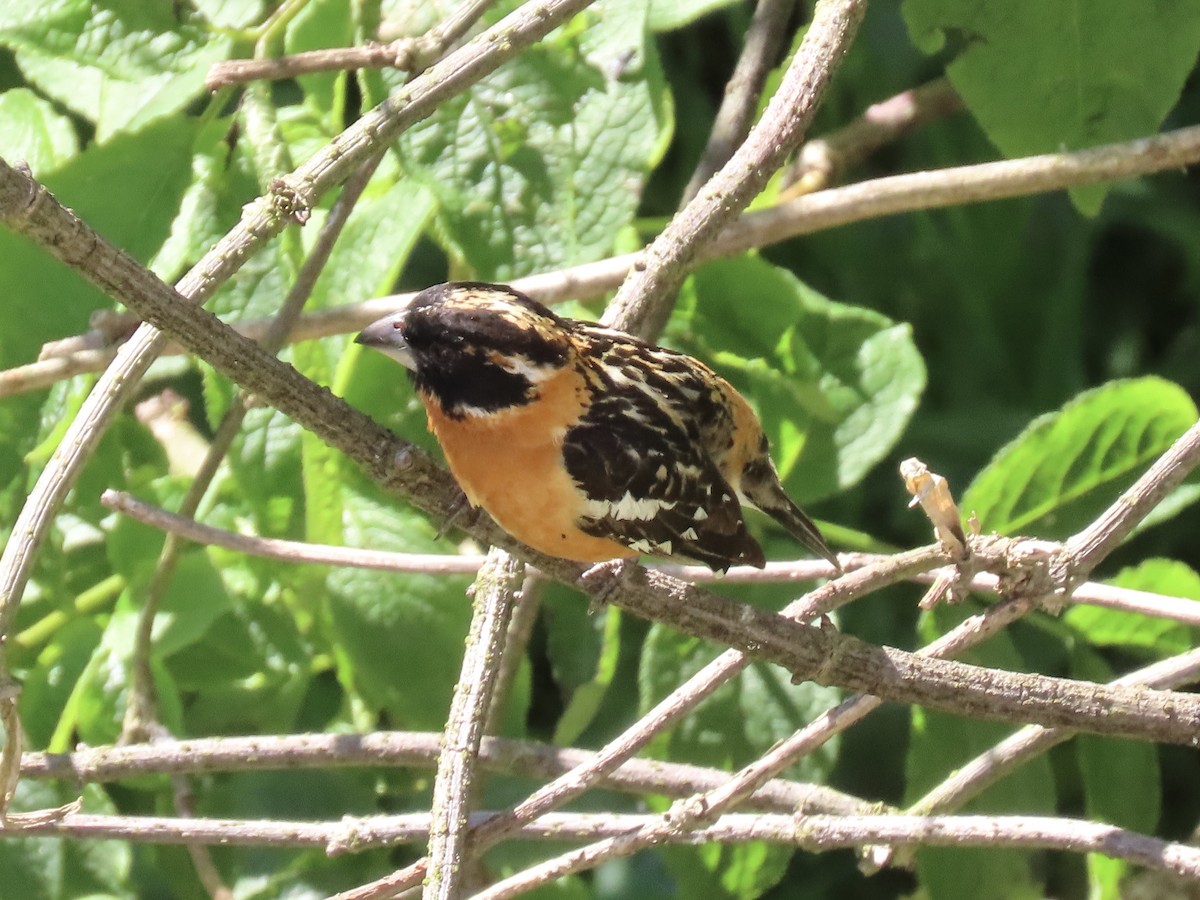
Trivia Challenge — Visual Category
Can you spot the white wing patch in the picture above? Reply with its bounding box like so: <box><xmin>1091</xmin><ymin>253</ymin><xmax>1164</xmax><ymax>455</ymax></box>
<box><xmin>585</xmin><ymin>491</ymin><xmax>678</xmax><ymax>522</ymax></box>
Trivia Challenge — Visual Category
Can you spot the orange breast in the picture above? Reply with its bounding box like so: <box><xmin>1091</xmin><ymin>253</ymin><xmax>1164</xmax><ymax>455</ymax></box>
<box><xmin>423</xmin><ymin>368</ymin><xmax>635</xmax><ymax>563</ymax></box>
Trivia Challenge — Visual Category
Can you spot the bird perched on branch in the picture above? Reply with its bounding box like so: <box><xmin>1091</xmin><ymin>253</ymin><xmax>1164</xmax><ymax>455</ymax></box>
<box><xmin>356</xmin><ymin>282</ymin><xmax>838</xmax><ymax>573</ymax></box>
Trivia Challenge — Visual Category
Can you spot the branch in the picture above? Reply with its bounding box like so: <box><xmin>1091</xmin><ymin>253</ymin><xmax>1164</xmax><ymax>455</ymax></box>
<box><xmin>123</xmin><ymin>151</ymin><xmax>385</xmax><ymax>744</ymax></box>
<box><xmin>426</xmin><ymin>550</ymin><xmax>524</xmax><ymax>900</ymax></box>
<box><xmin>781</xmin><ymin>77</ymin><xmax>962</xmax><ymax>195</ymax></box>
<box><xmin>478</xmin><ymin>812</ymin><xmax>1200</xmax><ymax>898</ymax></box>
<box><xmin>603</xmin><ymin>0</ymin><xmax>868</xmax><ymax>338</ymax></box>
<box><xmin>461</xmin><ymin>578</ymin><xmax>1050</xmax><ymax>891</ymax></box>
<box><xmin>905</xmin><ymin>645</ymin><xmax>1200</xmax><ymax>818</ymax></box>
<box><xmin>100</xmin><ymin>489</ymin><xmax>1200</xmax><ymax>627</ymax></box>
<box><xmin>20</xmin><ymin>731</ymin><xmax>870</xmax><ymax>816</ymax></box>
<box><xmin>334</xmin><ymin>547</ymin><xmax>951</xmax><ymax>898</ymax></box>
<box><xmin>5</xmin><ymin>807</ymin><xmax>1194</xmax><ymax>885</ymax></box>
<box><xmin>206</xmin><ymin>0</ymin><xmax>497</xmax><ymax>89</ymax></box>
<box><xmin>12</xmin><ymin>122</ymin><xmax>1200</xmax><ymax>397</ymax></box>
<box><xmin>680</xmin><ymin>0</ymin><xmax>798</xmax><ymax>203</ymax></box>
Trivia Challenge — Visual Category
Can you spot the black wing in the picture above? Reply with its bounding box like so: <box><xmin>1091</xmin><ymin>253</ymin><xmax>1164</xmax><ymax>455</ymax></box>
<box><xmin>562</xmin><ymin>391</ymin><xmax>764</xmax><ymax>571</ymax></box>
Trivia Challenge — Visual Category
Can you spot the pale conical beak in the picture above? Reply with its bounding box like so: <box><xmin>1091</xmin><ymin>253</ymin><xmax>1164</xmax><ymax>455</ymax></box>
<box><xmin>355</xmin><ymin>312</ymin><xmax>415</xmax><ymax>370</ymax></box>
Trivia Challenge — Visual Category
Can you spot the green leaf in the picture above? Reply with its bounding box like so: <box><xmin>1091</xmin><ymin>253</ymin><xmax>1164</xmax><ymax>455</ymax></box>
<box><xmin>648</xmin><ymin>0</ymin><xmax>741</xmax><ymax>32</ymax></box>
<box><xmin>0</xmin><ymin>780</ymin><xmax>67</xmax><ymax>900</ymax></box>
<box><xmin>169</xmin><ymin>592</ymin><xmax>312</xmax><ymax>735</ymax></box>
<box><xmin>285</xmin><ymin>0</ymin><xmax>353</xmax><ymax>125</ymax></box>
<box><xmin>19</xmin><ymin>618</ymin><xmax>102</xmax><ymax>748</ymax></box>
<box><xmin>962</xmin><ymin>377</ymin><xmax>1197</xmax><ymax>539</ymax></box>
<box><xmin>660</xmin><ymin>841</ymin><xmax>791</xmax><ymax>900</ymax></box>
<box><xmin>551</xmin><ymin>603</ymin><xmax>621</xmax><ymax>746</ymax></box>
<box><xmin>0</xmin><ymin>87</ymin><xmax>78</xmax><ymax>173</ymax></box>
<box><xmin>191</xmin><ymin>0</ymin><xmax>263</xmax><ymax>29</ymax></box>
<box><xmin>0</xmin><ymin>1</ymin><xmax>232</xmax><ymax>139</ymax></box>
<box><xmin>225</xmin><ymin>402</ymin><xmax>305</xmax><ymax>534</ymax></box>
<box><xmin>325</xmin><ymin>469</ymin><xmax>474</xmax><ymax>730</ymax></box>
<box><xmin>0</xmin><ymin>116</ymin><xmax>201</xmax><ymax>375</ymax></box>
<box><xmin>1064</xmin><ymin>558</ymin><xmax>1197</xmax><ymax>656</ymax></box>
<box><xmin>399</xmin><ymin>0</ymin><xmax>668</xmax><ymax>279</ymax></box>
<box><xmin>1085</xmin><ymin>854</ymin><xmax>1126</xmax><ymax>900</ymax></box>
<box><xmin>63</xmin><ymin>785</ymin><xmax>132</xmax><ymax>896</ymax></box>
<box><xmin>902</xmin><ymin>0</ymin><xmax>1200</xmax><ymax>213</ymax></box>
<box><xmin>150</xmin><ymin>116</ymin><xmax>256</xmax><ymax>282</ymax></box>
<box><xmin>308</xmin><ymin>177</ymin><xmax>436</xmax><ymax>315</ymax></box>
<box><xmin>678</xmin><ymin>255</ymin><xmax>926</xmax><ymax>503</ymax></box>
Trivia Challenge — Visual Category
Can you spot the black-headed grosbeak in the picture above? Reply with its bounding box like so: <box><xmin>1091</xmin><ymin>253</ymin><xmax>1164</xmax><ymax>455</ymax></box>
<box><xmin>356</xmin><ymin>282</ymin><xmax>838</xmax><ymax>572</ymax></box>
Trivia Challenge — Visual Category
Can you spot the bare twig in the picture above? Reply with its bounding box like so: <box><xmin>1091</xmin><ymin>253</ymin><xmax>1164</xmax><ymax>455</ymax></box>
<box><xmin>331</xmin><ymin>547</ymin><xmax>953</xmax><ymax>898</ymax></box>
<box><xmin>604</xmin><ymin>0</ymin><xmax>867</xmax><ymax>338</ymax></box>
<box><xmin>905</xmin><ymin>645</ymin><xmax>1200</xmax><ymax>818</ymax></box>
<box><xmin>206</xmin><ymin>0</ymin><xmax>497</xmax><ymax>89</ymax></box>
<box><xmin>21</xmin><ymin>731</ymin><xmax>870</xmax><ymax>816</ymax></box>
<box><xmin>468</xmin><ymin>587</ymin><xmax>1041</xmax><ymax>894</ymax></box>
<box><xmin>479</xmin><ymin>810</ymin><xmax>1200</xmax><ymax>898</ymax></box>
<box><xmin>681</xmin><ymin>0</ymin><xmax>798</xmax><ymax>203</ymax></box>
<box><xmin>1058</xmin><ymin>420</ymin><xmax>1200</xmax><ymax>586</ymax></box>
<box><xmin>426</xmin><ymin>550</ymin><xmax>525</xmax><ymax>900</ymax></box>
<box><xmin>781</xmin><ymin>77</ymin><xmax>962</xmax><ymax>195</ymax></box>
<box><xmin>0</xmin><ymin>809</ymin><xmax>825</xmax><ymax>848</ymax></box>
<box><xmin>99</xmin><ymin>489</ymin><xmax>1200</xmax><ymax>625</ymax></box>
<box><xmin>5</xmin><ymin>808</ymin><xmax>1194</xmax><ymax>883</ymax></box>
<box><xmin>12</xmin><ymin>123</ymin><xmax>1200</xmax><ymax>397</ymax></box>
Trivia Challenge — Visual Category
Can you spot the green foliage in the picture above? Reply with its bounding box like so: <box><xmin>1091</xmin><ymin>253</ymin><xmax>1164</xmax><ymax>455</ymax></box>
<box><xmin>674</xmin><ymin>256</ymin><xmax>925</xmax><ymax>502</ymax></box>
<box><xmin>0</xmin><ymin>1</ymin><xmax>1198</xmax><ymax>898</ymax></box>
<box><xmin>903</xmin><ymin>0</ymin><xmax>1200</xmax><ymax>212</ymax></box>
<box><xmin>399</xmin><ymin>0</ymin><xmax>669</xmax><ymax>280</ymax></box>
<box><xmin>962</xmin><ymin>378</ymin><xmax>1198</xmax><ymax>538</ymax></box>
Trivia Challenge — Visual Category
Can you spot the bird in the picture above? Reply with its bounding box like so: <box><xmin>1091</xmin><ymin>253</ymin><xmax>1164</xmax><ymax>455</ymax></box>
<box><xmin>355</xmin><ymin>282</ymin><xmax>839</xmax><ymax>573</ymax></box>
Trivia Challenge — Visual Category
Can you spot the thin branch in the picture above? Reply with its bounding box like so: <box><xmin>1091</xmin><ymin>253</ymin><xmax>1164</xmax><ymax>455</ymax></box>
<box><xmin>681</xmin><ymin>0</ymin><xmax>798</xmax><ymax>203</ymax></box>
<box><xmin>466</xmin><ymin>590</ymin><xmax>1043</xmax><ymax>893</ymax></box>
<box><xmin>426</xmin><ymin>550</ymin><xmax>524</xmax><ymax>900</ymax></box>
<box><xmin>20</xmin><ymin>731</ymin><xmax>870</xmax><ymax>816</ymax></box>
<box><xmin>5</xmin><ymin>808</ymin><xmax>1194</xmax><ymax>884</ymax></box>
<box><xmin>781</xmin><ymin>77</ymin><xmax>962</xmax><ymax>195</ymax></box>
<box><xmin>1058</xmin><ymin>420</ymin><xmax>1200</xmax><ymax>586</ymax></box>
<box><xmin>11</xmin><ymin>122</ymin><xmax>1200</xmax><ymax>397</ymax></box>
<box><xmin>0</xmin><ymin>809</ymin><xmax>814</xmax><ymax>848</ymax></box>
<box><xmin>905</xmin><ymin>645</ymin><xmax>1200</xmax><ymax>819</ymax></box>
<box><xmin>206</xmin><ymin>0</ymin><xmax>497</xmax><ymax>89</ymax></box>
<box><xmin>100</xmin><ymin>442</ymin><xmax>1200</xmax><ymax>754</ymax></box>
<box><xmin>99</xmin><ymin>490</ymin><xmax>1200</xmax><ymax>626</ymax></box>
<box><xmin>603</xmin><ymin>0</ymin><xmax>867</xmax><ymax>338</ymax></box>
<box><xmin>479</xmin><ymin>810</ymin><xmax>1200</xmax><ymax>898</ymax></box>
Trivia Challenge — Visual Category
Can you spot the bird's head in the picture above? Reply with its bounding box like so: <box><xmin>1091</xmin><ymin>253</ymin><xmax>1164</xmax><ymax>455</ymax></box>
<box><xmin>355</xmin><ymin>282</ymin><xmax>574</xmax><ymax>418</ymax></box>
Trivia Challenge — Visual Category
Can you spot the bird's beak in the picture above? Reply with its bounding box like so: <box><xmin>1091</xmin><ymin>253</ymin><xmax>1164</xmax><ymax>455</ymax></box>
<box><xmin>355</xmin><ymin>311</ymin><xmax>415</xmax><ymax>370</ymax></box>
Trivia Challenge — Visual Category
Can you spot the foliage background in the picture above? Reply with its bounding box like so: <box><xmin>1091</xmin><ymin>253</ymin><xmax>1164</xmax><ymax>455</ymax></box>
<box><xmin>0</xmin><ymin>0</ymin><xmax>1199</xmax><ymax>898</ymax></box>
